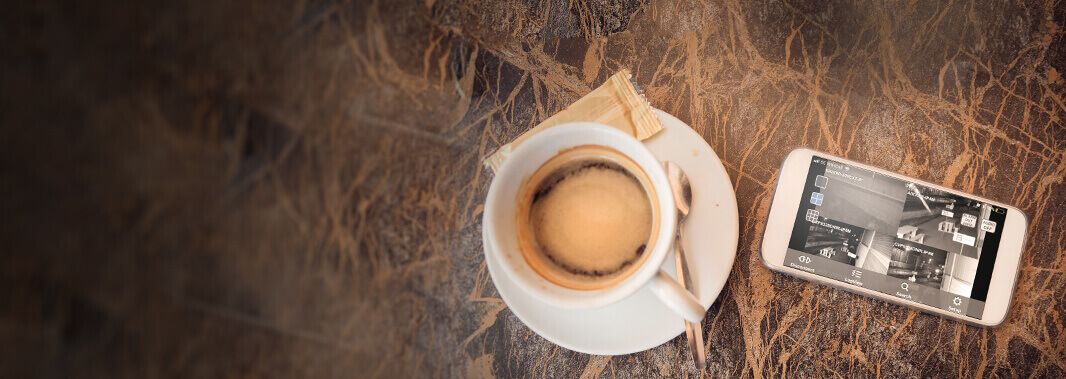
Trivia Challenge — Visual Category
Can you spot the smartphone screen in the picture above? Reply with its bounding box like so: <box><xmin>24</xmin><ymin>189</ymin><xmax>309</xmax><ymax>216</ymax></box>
<box><xmin>785</xmin><ymin>156</ymin><xmax>1008</xmax><ymax>319</ymax></box>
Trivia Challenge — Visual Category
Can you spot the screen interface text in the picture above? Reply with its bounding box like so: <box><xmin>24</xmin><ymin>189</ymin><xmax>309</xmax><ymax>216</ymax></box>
<box><xmin>787</xmin><ymin>157</ymin><xmax>1007</xmax><ymax>319</ymax></box>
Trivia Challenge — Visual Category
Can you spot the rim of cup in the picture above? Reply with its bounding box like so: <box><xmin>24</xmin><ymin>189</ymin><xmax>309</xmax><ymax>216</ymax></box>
<box><xmin>485</xmin><ymin>122</ymin><xmax>677</xmax><ymax>309</ymax></box>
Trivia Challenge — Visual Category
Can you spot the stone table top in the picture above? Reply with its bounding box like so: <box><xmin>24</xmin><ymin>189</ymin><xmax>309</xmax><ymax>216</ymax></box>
<box><xmin>3</xmin><ymin>0</ymin><xmax>1064</xmax><ymax>377</ymax></box>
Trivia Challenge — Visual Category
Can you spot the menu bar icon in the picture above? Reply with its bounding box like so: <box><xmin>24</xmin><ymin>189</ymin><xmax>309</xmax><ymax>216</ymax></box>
<box><xmin>782</xmin><ymin>249</ymin><xmax>983</xmax><ymax>319</ymax></box>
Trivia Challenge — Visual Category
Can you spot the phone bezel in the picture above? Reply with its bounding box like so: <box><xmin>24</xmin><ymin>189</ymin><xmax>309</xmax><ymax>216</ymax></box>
<box><xmin>761</xmin><ymin>148</ymin><xmax>1028</xmax><ymax>327</ymax></box>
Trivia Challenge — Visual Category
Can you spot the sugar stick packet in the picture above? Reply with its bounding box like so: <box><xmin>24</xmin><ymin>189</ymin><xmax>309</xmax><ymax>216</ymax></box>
<box><xmin>484</xmin><ymin>69</ymin><xmax>663</xmax><ymax>172</ymax></box>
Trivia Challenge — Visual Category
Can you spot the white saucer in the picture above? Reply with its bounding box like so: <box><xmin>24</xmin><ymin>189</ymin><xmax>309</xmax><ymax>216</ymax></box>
<box><xmin>483</xmin><ymin>110</ymin><xmax>739</xmax><ymax>355</ymax></box>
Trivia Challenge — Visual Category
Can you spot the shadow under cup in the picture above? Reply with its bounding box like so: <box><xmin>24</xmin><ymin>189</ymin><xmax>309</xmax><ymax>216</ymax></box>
<box><xmin>515</xmin><ymin>145</ymin><xmax>662</xmax><ymax>291</ymax></box>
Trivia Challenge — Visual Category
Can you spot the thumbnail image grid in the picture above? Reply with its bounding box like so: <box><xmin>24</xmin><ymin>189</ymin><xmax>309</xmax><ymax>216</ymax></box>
<box><xmin>795</xmin><ymin>159</ymin><xmax>997</xmax><ymax>299</ymax></box>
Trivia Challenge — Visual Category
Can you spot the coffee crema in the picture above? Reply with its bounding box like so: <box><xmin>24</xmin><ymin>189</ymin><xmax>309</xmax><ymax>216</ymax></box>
<box><xmin>516</xmin><ymin>145</ymin><xmax>659</xmax><ymax>290</ymax></box>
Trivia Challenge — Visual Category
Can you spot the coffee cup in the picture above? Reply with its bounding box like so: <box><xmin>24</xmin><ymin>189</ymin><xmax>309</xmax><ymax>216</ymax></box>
<box><xmin>485</xmin><ymin>122</ymin><xmax>705</xmax><ymax>322</ymax></box>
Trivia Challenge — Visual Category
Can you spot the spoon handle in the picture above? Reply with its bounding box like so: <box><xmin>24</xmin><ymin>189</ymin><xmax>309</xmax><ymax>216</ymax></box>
<box><xmin>674</xmin><ymin>233</ymin><xmax>706</xmax><ymax>370</ymax></box>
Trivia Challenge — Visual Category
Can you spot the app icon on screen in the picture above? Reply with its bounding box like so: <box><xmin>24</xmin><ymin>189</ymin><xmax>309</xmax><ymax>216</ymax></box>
<box><xmin>815</xmin><ymin>175</ymin><xmax>828</xmax><ymax>189</ymax></box>
<box><xmin>805</xmin><ymin>209</ymin><xmax>819</xmax><ymax>222</ymax></box>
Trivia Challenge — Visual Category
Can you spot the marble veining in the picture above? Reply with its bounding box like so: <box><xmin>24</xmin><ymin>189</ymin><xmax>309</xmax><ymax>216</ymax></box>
<box><xmin>1</xmin><ymin>0</ymin><xmax>1063</xmax><ymax>377</ymax></box>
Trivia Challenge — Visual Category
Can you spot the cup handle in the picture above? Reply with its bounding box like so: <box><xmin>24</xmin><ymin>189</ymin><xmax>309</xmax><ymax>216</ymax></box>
<box><xmin>648</xmin><ymin>270</ymin><xmax>706</xmax><ymax>322</ymax></box>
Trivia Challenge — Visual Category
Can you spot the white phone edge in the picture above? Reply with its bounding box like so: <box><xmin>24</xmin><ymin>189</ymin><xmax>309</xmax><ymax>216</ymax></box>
<box><xmin>760</xmin><ymin>148</ymin><xmax>1029</xmax><ymax>327</ymax></box>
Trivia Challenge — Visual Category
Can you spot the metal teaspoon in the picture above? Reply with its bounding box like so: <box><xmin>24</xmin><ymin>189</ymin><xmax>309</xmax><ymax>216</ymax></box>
<box><xmin>665</xmin><ymin>161</ymin><xmax>706</xmax><ymax>371</ymax></box>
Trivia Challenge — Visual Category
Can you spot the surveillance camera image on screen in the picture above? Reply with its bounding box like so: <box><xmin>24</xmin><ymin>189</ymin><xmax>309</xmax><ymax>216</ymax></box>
<box><xmin>801</xmin><ymin>217</ymin><xmax>863</xmax><ymax>265</ymax></box>
<box><xmin>785</xmin><ymin>156</ymin><xmax>1008</xmax><ymax>318</ymax></box>
<box><xmin>887</xmin><ymin>240</ymin><xmax>947</xmax><ymax>287</ymax></box>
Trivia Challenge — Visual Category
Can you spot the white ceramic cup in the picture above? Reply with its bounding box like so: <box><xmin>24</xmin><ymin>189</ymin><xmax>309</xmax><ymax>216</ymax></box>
<box><xmin>485</xmin><ymin>122</ymin><xmax>706</xmax><ymax>322</ymax></box>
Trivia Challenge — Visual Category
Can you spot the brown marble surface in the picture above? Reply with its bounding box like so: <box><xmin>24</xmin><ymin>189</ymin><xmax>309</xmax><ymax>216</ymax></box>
<box><xmin>2</xmin><ymin>0</ymin><xmax>1064</xmax><ymax>377</ymax></box>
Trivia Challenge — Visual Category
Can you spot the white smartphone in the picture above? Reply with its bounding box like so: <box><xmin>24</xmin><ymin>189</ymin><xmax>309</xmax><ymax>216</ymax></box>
<box><xmin>762</xmin><ymin>148</ymin><xmax>1028</xmax><ymax>326</ymax></box>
